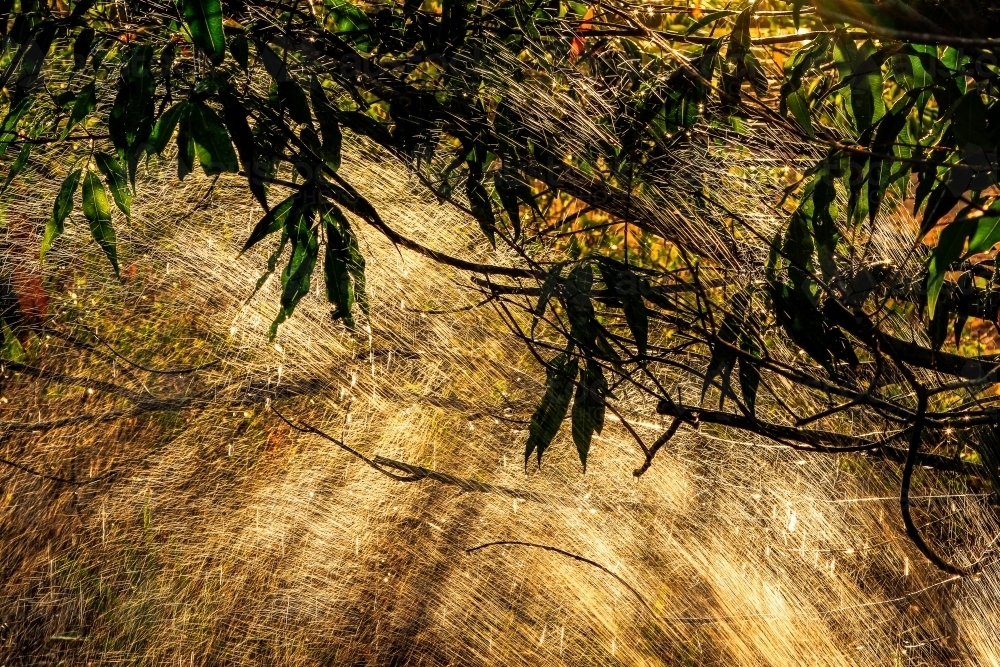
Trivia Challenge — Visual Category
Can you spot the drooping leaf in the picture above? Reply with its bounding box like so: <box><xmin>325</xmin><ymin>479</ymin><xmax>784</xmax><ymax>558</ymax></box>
<box><xmin>525</xmin><ymin>353</ymin><xmax>579</xmax><ymax>468</ymax></box>
<box><xmin>867</xmin><ymin>94</ymin><xmax>916</xmax><ymax>225</ymax></box>
<box><xmin>599</xmin><ymin>259</ymin><xmax>649</xmax><ymax>357</ymax></box>
<box><xmin>229</xmin><ymin>33</ymin><xmax>249</xmax><ymax>71</ymax></box>
<box><xmin>81</xmin><ymin>171</ymin><xmax>118</xmax><ymax>276</ymax></box>
<box><xmin>277</xmin><ymin>81</ymin><xmax>313</xmax><ymax>125</ymax></box>
<box><xmin>565</xmin><ymin>263</ymin><xmax>614</xmax><ymax>359</ymax></box>
<box><xmin>531</xmin><ymin>263</ymin><xmax>562</xmax><ymax>336</ymax></box>
<box><xmin>62</xmin><ymin>80</ymin><xmax>96</xmax><ymax>139</ymax></box>
<box><xmin>919</xmin><ymin>178</ymin><xmax>960</xmax><ymax>238</ymax></box>
<box><xmin>41</xmin><ymin>168</ymin><xmax>82</xmax><ymax>261</ymax></box>
<box><xmin>218</xmin><ymin>91</ymin><xmax>268</xmax><ymax>209</ymax></box>
<box><xmin>493</xmin><ymin>172</ymin><xmax>523</xmax><ymax>240</ymax></box>
<box><xmin>259</xmin><ymin>46</ymin><xmax>312</xmax><ymax>125</ymax></box>
<box><xmin>243</xmin><ymin>194</ymin><xmax>298</xmax><ymax>253</ymax></box>
<box><xmin>949</xmin><ymin>91</ymin><xmax>988</xmax><ymax>149</ymax></box>
<box><xmin>0</xmin><ymin>144</ymin><xmax>30</xmax><ymax>194</ymax></box>
<box><xmin>737</xmin><ymin>357</ymin><xmax>760</xmax><ymax>416</ymax></box>
<box><xmin>160</xmin><ymin>40</ymin><xmax>176</xmax><ymax>80</ymax></box>
<box><xmin>785</xmin><ymin>90</ymin><xmax>813</xmax><ymax>137</ymax></box>
<box><xmin>73</xmin><ymin>28</ymin><xmax>95</xmax><ymax>71</ymax></box>
<box><xmin>176</xmin><ymin>109</ymin><xmax>195</xmax><ymax>180</ymax></box>
<box><xmin>322</xmin><ymin>202</ymin><xmax>360</xmax><ymax>326</ymax></box>
<box><xmin>187</xmin><ymin>102</ymin><xmax>239</xmax><ymax>175</ymax></box>
<box><xmin>571</xmin><ymin>359</ymin><xmax>607</xmax><ymax>471</ymax></box>
<box><xmin>147</xmin><ymin>102</ymin><xmax>188</xmax><ymax>155</ymax></box>
<box><xmin>927</xmin><ymin>203</ymin><xmax>1000</xmax><ymax>318</ymax></box>
<box><xmin>94</xmin><ymin>151</ymin><xmax>131</xmax><ymax>217</ymax></box>
<box><xmin>310</xmin><ymin>79</ymin><xmax>343</xmax><ymax>170</ymax></box>
<box><xmin>703</xmin><ymin>314</ymin><xmax>738</xmax><ymax>407</ymax></box>
<box><xmin>269</xmin><ymin>203</ymin><xmax>318</xmax><ymax>340</ymax></box>
<box><xmin>466</xmin><ymin>175</ymin><xmax>496</xmax><ymax>246</ymax></box>
<box><xmin>0</xmin><ymin>98</ymin><xmax>33</xmax><ymax>158</ymax></box>
<box><xmin>834</xmin><ymin>36</ymin><xmax>885</xmax><ymax>134</ymax></box>
<box><xmin>181</xmin><ymin>0</ymin><xmax>226</xmax><ymax>65</ymax></box>
<box><xmin>109</xmin><ymin>45</ymin><xmax>156</xmax><ymax>164</ymax></box>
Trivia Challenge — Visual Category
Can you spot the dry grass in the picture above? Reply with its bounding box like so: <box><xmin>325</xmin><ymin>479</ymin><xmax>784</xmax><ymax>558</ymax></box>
<box><xmin>0</xmin><ymin>141</ymin><xmax>998</xmax><ymax>666</ymax></box>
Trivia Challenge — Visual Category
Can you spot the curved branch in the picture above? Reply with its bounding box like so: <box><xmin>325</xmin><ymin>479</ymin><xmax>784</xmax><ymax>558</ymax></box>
<box><xmin>466</xmin><ymin>540</ymin><xmax>655</xmax><ymax>617</ymax></box>
<box><xmin>900</xmin><ymin>391</ymin><xmax>970</xmax><ymax>576</ymax></box>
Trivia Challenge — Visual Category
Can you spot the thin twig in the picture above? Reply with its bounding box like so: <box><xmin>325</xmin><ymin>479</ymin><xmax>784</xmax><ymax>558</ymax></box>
<box><xmin>466</xmin><ymin>540</ymin><xmax>655</xmax><ymax>616</ymax></box>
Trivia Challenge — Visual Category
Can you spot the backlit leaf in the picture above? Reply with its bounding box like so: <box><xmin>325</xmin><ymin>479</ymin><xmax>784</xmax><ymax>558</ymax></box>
<box><xmin>188</xmin><ymin>102</ymin><xmax>239</xmax><ymax>175</ymax></box>
<box><xmin>62</xmin><ymin>80</ymin><xmax>96</xmax><ymax>139</ymax></box>
<box><xmin>81</xmin><ymin>171</ymin><xmax>118</xmax><ymax>276</ymax></box>
<box><xmin>181</xmin><ymin>0</ymin><xmax>226</xmax><ymax>65</ymax></box>
<box><xmin>94</xmin><ymin>151</ymin><xmax>131</xmax><ymax>217</ymax></box>
<box><xmin>41</xmin><ymin>168</ymin><xmax>82</xmax><ymax>260</ymax></box>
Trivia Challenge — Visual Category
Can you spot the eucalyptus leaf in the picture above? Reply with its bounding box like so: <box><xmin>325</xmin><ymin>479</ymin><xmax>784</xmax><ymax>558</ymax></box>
<box><xmin>41</xmin><ymin>168</ymin><xmax>82</xmax><ymax>260</ymax></box>
<box><xmin>81</xmin><ymin>170</ymin><xmax>118</xmax><ymax>276</ymax></box>
<box><xmin>181</xmin><ymin>0</ymin><xmax>226</xmax><ymax>65</ymax></box>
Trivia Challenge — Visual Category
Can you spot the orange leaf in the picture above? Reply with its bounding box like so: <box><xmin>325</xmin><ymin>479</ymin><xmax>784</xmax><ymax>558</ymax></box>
<box><xmin>570</xmin><ymin>5</ymin><xmax>596</xmax><ymax>61</ymax></box>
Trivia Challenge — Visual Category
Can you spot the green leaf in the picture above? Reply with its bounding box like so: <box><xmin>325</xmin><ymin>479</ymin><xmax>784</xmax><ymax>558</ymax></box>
<box><xmin>834</xmin><ymin>36</ymin><xmax>885</xmax><ymax>134</ymax></box>
<box><xmin>176</xmin><ymin>110</ymin><xmax>195</xmax><ymax>180</ymax></box>
<box><xmin>181</xmin><ymin>0</ymin><xmax>226</xmax><ymax>65</ymax></box>
<box><xmin>230</xmin><ymin>33</ymin><xmax>249</xmax><ymax>71</ymax></box>
<box><xmin>62</xmin><ymin>80</ymin><xmax>96</xmax><ymax>139</ymax></box>
<box><xmin>684</xmin><ymin>9</ymin><xmax>737</xmax><ymax>35</ymax></box>
<box><xmin>322</xmin><ymin>202</ymin><xmax>361</xmax><ymax>326</ymax></box>
<box><xmin>949</xmin><ymin>91</ymin><xmax>987</xmax><ymax>149</ymax></box>
<box><xmin>891</xmin><ymin>46</ymin><xmax>936</xmax><ymax>91</ymax></box>
<box><xmin>525</xmin><ymin>353</ymin><xmax>578</xmax><ymax>468</ymax></box>
<box><xmin>243</xmin><ymin>194</ymin><xmax>298</xmax><ymax>253</ymax></box>
<box><xmin>0</xmin><ymin>98</ymin><xmax>32</xmax><ymax>158</ymax></box>
<box><xmin>310</xmin><ymin>80</ymin><xmax>343</xmax><ymax>170</ymax></box>
<box><xmin>571</xmin><ymin>359</ymin><xmax>606</xmax><ymax>471</ymax></box>
<box><xmin>926</xmin><ymin>216</ymin><xmax>976</xmax><ymax>319</ymax></box>
<box><xmin>109</xmin><ymin>45</ymin><xmax>156</xmax><ymax>158</ymax></box>
<box><xmin>188</xmin><ymin>102</ymin><xmax>239</xmax><ymax>175</ymax></box>
<box><xmin>73</xmin><ymin>27</ymin><xmax>95</xmax><ymax>70</ymax></box>
<box><xmin>327</xmin><ymin>0</ymin><xmax>375</xmax><ymax>51</ymax></box>
<box><xmin>42</xmin><ymin>168</ymin><xmax>82</xmax><ymax>260</ymax></box>
<box><xmin>147</xmin><ymin>102</ymin><xmax>188</xmax><ymax>155</ymax></box>
<box><xmin>785</xmin><ymin>89</ymin><xmax>813</xmax><ymax>137</ymax></box>
<box><xmin>218</xmin><ymin>91</ymin><xmax>267</xmax><ymax>209</ymax></box>
<box><xmin>968</xmin><ymin>212</ymin><xmax>1000</xmax><ymax>256</ymax></box>
<box><xmin>278</xmin><ymin>81</ymin><xmax>313</xmax><ymax>125</ymax></box>
<box><xmin>81</xmin><ymin>171</ymin><xmax>118</xmax><ymax>276</ymax></box>
<box><xmin>269</xmin><ymin>204</ymin><xmax>318</xmax><ymax>340</ymax></box>
<box><xmin>94</xmin><ymin>152</ymin><xmax>131</xmax><ymax>217</ymax></box>
<box><xmin>0</xmin><ymin>144</ymin><xmax>30</xmax><ymax>194</ymax></box>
